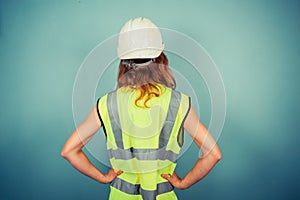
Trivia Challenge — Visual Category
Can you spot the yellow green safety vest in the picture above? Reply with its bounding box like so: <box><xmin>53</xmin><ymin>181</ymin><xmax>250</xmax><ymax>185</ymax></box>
<box><xmin>97</xmin><ymin>84</ymin><xmax>190</xmax><ymax>200</ymax></box>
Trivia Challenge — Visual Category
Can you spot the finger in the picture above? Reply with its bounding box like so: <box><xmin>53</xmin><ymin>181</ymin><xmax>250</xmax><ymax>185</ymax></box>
<box><xmin>161</xmin><ymin>174</ymin><xmax>171</xmax><ymax>180</ymax></box>
<box><xmin>116</xmin><ymin>170</ymin><xmax>123</xmax><ymax>176</ymax></box>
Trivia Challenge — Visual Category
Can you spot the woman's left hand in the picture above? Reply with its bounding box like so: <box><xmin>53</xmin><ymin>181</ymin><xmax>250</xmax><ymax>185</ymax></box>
<box><xmin>161</xmin><ymin>172</ymin><xmax>186</xmax><ymax>190</ymax></box>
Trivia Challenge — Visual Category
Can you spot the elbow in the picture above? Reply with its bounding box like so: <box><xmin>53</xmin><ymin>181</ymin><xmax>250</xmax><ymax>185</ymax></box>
<box><xmin>214</xmin><ymin>149</ymin><xmax>222</xmax><ymax>161</ymax></box>
<box><xmin>61</xmin><ymin>147</ymin><xmax>81</xmax><ymax>160</ymax></box>
<box><xmin>211</xmin><ymin>149</ymin><xmax>222</xmax><ymax>162</ymax></box>
<box><xmin>215</xmin><ymin>152</ymin><xmax>222</xmax><ymax>161</ymax></box>
<box><xmin>61</xmin><ymin>150</ymin><xmax>67</xmax><ymax>159</ymax></box>
<box><xmin>61</xmin><ymin>148</ymin><xmax>70</xmax><ymax>159</ymax></box>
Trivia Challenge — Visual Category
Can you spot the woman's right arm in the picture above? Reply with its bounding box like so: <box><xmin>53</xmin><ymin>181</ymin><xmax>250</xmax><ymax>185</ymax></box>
<box><xmin>61</xmin><ymin>105</ymin><xmax>122</xmax><ymax>183</ymax></box>
<box><xmin>162</xmin><ymin>106</ymin><xmax>222</xmax><ymax>189</ymax></box>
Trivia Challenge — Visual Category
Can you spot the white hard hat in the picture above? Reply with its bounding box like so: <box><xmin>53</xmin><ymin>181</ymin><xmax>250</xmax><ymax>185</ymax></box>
<box><xmin>117</xmin><ymin>17</ymin><xmax>164</xmax><ymax>59</ymax></box>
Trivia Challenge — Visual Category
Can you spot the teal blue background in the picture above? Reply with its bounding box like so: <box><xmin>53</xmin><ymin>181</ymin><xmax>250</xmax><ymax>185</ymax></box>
<box><xmin>1</xmin><ymin>0</ymin><xmax>299</xmax><ymax>199</ymax></box>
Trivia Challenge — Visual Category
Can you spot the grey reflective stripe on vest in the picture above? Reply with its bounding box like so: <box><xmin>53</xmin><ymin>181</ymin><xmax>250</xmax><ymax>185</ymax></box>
<box><xmin>159</xmin><ymin>90</ymin><xmax>181</xmax><ymax>148</ymax></box>
<box><xmin>108</xmin><ymin>147</ymin><xmax>178</xmax><ymax>162</ymax></box>
<box><xmin>107</xmin><ymin>91</ymin><xmax>124</xmax><ymax>149</ymax></box>
<box><xmin>106</xmin><ymin>89</ymin><xmax>181</xmax><ymax>161</ymax></box>
<box><xmin>111</xmin><ymin>177</ymin><xmax>174</xmax><ymax>199</ymax></box>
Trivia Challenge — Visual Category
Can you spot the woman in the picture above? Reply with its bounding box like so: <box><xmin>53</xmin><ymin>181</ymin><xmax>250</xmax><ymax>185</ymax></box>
<box><xmin>61</xmin><ymin>17</ymin><xmax>222</xmax><ymax>200</ymax></box>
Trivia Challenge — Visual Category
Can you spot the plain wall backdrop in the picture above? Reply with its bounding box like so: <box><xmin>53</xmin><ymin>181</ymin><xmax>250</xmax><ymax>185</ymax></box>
<box><xmin>0</xmin><ymin>0</ymin><xmax>299</xmax><ymax>199</ymax></box>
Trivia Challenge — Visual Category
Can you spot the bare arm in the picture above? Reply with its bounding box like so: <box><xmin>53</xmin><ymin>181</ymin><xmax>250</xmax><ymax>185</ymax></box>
<box><xmin>61</xmin><ymin>105</ymin><xmax>122</xmax><ymax>184</ymax></box>
<box><xmin>162</xmin><ymin>106</ymin><xmax>222</xmax><ymax>189</ymax></box>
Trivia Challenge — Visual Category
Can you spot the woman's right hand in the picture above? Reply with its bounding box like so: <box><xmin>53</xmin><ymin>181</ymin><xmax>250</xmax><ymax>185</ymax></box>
<box><xmin>103</xmin><ymin>169</ymin><xmax>123</xmax><ymax>184</ymax></box>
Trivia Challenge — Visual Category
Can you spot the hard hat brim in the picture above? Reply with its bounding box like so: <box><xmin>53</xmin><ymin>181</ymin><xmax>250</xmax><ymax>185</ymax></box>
<box><xmin>118</xmin><ymin>47</ymin><xmax>164</xmax><ymax>60</ymax></box>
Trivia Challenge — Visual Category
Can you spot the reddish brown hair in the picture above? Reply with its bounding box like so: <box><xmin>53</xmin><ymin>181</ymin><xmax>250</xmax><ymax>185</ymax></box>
<box><xmin>117</xmin><ymin>52</ymin><xmax>176</xmax><ymax>108</ymax></box>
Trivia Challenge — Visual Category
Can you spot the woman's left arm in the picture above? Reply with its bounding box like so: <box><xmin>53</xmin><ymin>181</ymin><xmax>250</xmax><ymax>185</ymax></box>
<box><xmin>61</xmin><ymin>105</ymin><xmax>122</xmax><ymax>184</ymax></box>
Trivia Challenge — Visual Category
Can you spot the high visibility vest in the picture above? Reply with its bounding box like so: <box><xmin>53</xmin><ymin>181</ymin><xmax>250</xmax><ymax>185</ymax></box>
<box><xmin>97</xmin><ymin>84</ymin><xmax>190</xmax><ymax>200</ymax></box>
